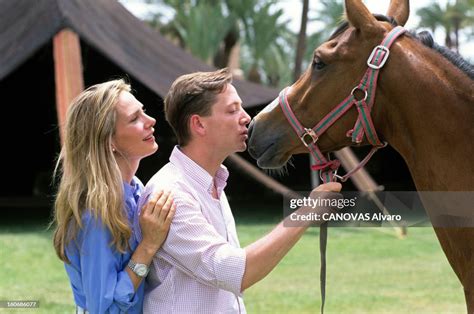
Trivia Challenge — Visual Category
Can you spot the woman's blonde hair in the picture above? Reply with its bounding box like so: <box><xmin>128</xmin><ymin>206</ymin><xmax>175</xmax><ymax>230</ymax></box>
<box><xmin>52</xmin><ymin>79</ymin><xmax>132</xmax><ymax>263</ymax></box>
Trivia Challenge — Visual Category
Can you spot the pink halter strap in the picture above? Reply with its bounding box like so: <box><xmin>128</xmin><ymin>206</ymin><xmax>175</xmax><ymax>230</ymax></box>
<box><xmin>279</xmin><ymin>26</ymin><xmax>406</xmax><ymax>183</ymax></box>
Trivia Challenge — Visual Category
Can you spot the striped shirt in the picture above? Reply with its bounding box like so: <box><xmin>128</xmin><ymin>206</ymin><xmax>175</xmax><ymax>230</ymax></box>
<box><xmin>136</xmin><ymin>146</ymin><xmax>247</xmax><ymax>313</ymax></box>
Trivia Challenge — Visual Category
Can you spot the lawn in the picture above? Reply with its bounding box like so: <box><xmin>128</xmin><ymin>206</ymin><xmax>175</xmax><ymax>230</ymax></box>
<box><xmin>239</xmin><ymin>225</ymin><xmax>464</xmax><ymax>314</ymax></box>
<box><xmin>0</xmin><ymin>211</ymin><xmax>465</xmax><ymax>313</ymax></box>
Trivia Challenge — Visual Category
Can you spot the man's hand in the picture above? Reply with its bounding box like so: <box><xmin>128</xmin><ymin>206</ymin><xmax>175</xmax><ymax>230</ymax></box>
<box><xmin>300</xmin><ymin>182</ymin><xmax>342</xmax><ymax>219</ymax></box>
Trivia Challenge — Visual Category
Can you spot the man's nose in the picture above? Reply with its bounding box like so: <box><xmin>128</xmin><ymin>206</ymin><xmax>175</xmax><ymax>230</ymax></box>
<box><xmin>241</xmin><ymin>109</ymin><xmax>251</xmax><ymax>125</ymax></box>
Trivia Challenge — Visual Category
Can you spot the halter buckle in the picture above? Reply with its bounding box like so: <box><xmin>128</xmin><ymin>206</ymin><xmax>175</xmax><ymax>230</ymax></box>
<box><xmin>367</xmin><ymin>45</ymin><xmax>390</xmax><ymax>69</ymax></box>
<box><xmin>300</xmin><ymin>128</ymin><xmax>318</xmax><ymax>147</ymax></box>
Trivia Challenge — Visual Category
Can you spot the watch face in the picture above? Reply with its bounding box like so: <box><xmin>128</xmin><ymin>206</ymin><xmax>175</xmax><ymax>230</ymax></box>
<box><xmin>135</xmin><ymin>264</ymin><xmax>148</xmax><ymax>276</ymax></box>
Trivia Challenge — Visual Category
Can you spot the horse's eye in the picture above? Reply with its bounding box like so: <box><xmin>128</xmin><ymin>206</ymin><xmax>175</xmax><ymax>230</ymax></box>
<box><xmin>313</xmin><ymin>58</ymin><xmax>326</xmax><ymax>70</ymax></box>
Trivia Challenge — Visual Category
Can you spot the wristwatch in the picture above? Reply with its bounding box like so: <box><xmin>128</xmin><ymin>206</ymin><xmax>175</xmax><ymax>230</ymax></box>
<box><xmin>127</xmin><ymin>259</ymin><xmax>150</xmax><ymax>278</ymax></box>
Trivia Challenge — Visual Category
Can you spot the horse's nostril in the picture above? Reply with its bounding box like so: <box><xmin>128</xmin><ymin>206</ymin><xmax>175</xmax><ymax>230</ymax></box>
<box><xmin>248</xmin><ymin>120</ymin><xmax>255</xmax><ymax>139</ymax></box>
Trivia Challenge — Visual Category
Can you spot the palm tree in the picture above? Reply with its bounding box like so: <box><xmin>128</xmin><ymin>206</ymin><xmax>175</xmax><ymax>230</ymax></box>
<box><xmin>244</xmin><ymin>2</ymin><xmax>292</xmax><ymax>84</ymax></box>
<box><xmin>143</xmin><ymin>0</ymin><xmax>294</xmax><ymax>87</ymax></box>
<box><xmin>417</xmin><ymin>2</ymin><xmax>454</xmax><ymax>48</ymax></box>
<box><xmin>226</xmin><ymin>0</ymin><xmax>294</xmax><ymax>86</ymax></box>
<box><xmin>302</xmin><ymin>0</ymin><xmax>343</xmax><ymax>68</ymax></box>
<box><xmin>417</xmin><ymin>0</ymin><xmax>474</xmax><ymax>52</ymax></box>
<box><xmin>312</xmin><ymin>0</ymin><xmax>344</xmax><ymax>39</ymax></box>
<box><xmin>155</xmin><ymin>0</ymin><xmax>234</xmax><ymax>64</ymax></box>
<box><xmin>447</xmin><ymin>0</ymin><xmax>473</xmax><ymax>51</ymax></box>
<box><xmin>417</xmin><ymin>3</ymin><xmax>446</xmax><ymax>35</ymax></box>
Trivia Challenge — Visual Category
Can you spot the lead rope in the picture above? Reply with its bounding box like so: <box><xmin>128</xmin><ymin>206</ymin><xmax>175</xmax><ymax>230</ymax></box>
<box><xmin>320</xmin><ymin>222</ymin><xmax>328</xmax><ymax>313</ymax></box>
<box><xmin>319</xmin><ymin>173</ymin><xmax>332</xmax><ymax>314</ymax></box>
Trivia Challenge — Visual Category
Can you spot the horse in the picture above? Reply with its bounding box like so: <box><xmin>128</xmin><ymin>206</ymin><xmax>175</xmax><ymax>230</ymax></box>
<box><xmin>247</xmin><ymin>0</ymin><xmax>474</xmax><ymax>311</ymax></box>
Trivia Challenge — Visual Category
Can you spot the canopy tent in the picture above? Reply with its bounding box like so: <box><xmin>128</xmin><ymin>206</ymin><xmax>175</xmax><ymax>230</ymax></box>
<box><xmin>0</xmin><ymin>0</ymin><xmax>413</xmax><ymax>209</ymax></box>
<box><xmin>0</xmin><ymin>0</ymin><xmax>278</xmax><ymax>107</ymax></box>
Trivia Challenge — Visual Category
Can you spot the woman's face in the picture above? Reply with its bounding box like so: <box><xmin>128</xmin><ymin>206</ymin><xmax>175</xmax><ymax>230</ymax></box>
<box><xmin>112</xmin><ymin>91</ymin><xmax>158</xmax><ymax>161</ymax></box>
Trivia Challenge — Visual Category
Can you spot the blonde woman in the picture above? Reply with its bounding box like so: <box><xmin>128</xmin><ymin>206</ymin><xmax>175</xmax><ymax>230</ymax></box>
<box><xmin>52</xmin><ymin>79</ymin><xmax>175</xmax><ymax>313</ymax></box>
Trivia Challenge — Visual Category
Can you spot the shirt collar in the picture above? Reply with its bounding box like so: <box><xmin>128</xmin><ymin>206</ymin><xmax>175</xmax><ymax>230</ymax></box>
<box><xmin>170</xmin><ymin>146</ymin><xmax>229</xmax><ymax>197</ymax></box>
<box><xmin>123</xmin><ymin>177</ymin><xmax>142</xmax><ymax>204</ymax></box>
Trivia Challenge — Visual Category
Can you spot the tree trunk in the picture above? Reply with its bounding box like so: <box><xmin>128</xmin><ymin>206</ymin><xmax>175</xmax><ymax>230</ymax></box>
<box><xmin>228</xmin><ymin>42</ymin><xmax>244</xmax><ymax>79</ymax></box>
<box><xmin>445</xmin><ymin>32</ymin><xmax>453</xmax><ymax>49</ymax></box>
<box><xmin>294</xmin><ymin>0</ymin><xmax>309</xmax><ymax>82</ymax></box>
<box><xmin>248</xmin><ymin>64</ymin><xmax>261</xmax><ymax>83</ymax></box>
<box><xmin>453</xmin><ymin>20</ymin><xmax>460</xmax><ymax>53</ymax></box>
<box><xmin>213</xmin><ymin>25</ymin><xmax>239</xmax><ymax>68</ymax></box>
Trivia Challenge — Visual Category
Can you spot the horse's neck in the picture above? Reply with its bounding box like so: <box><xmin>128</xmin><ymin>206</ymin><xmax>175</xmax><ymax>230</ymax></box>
<box><xmin>378</xmin><ymin>44</ymin><xmax>474</xmax><ymax>191</ymax></box>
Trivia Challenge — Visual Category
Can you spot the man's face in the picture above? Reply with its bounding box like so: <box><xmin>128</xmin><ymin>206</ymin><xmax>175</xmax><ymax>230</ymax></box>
<box><xmin>201</xmin><ymin>84</ymin><xmax>251</xmax><ymax>155</ymax></box>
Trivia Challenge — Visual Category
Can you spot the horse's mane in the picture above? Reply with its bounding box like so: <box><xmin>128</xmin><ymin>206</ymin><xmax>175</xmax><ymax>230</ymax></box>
<box><xmin>410</xmin><ymin>30</ymin><xmax>474</xmax><ymax>80</ymax></box>
<box><xmin>328</xmin><ymin>14</ymin><xmax>474</xmax><ymax>81</ymax></box>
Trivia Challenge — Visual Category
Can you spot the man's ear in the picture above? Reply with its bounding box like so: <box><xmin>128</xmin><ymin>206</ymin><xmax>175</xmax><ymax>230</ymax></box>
<box><xmin>189</xmin><ymin>114</ymin><xmax>206</xmax><ymax>137</ymax></box>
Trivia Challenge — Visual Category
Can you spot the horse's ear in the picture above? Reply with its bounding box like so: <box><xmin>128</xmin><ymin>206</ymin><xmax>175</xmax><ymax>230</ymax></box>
<box><xmin>387</xmin><ymin>0</ymin><xmax>410</xmax><ymax>26</ymax></box>
<box><xmin>345</xmin><ymin>0</ymin><xmax>378</xmax><ymax>33</ymax></box>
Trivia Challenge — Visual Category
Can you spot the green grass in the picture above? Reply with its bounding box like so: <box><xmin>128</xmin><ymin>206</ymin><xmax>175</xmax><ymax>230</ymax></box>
<box><xmin>0</xmin><ymin>223</ymin><xmax>75</xmax><ymax>313</ymax></box>
<box><xmin>0</xmin><ymin>216</ymin><xmax>465</xmax><ymax>313</ymax></box>
<box><xmin>239</xmin><ymin>225</ymin><xmax>465</xmax><ymax>314</ymax></box>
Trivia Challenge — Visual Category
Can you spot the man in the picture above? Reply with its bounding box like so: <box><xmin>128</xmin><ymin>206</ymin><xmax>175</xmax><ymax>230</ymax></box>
<box><xmin>137</xmin><ymin>68</ymin><xmax>341</xmax><ymax>313</ymax></box>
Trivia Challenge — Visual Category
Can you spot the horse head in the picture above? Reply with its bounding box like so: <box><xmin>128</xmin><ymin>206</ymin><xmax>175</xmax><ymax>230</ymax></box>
<box><xmin>248</xmin><ymin>0</ymin><xmax>410</xmax><ymax>169</ymax></box>
<box><xmin>249</xmin><ymin>1</ymin><xmax>474</xmax><ymax>309</ymax></box>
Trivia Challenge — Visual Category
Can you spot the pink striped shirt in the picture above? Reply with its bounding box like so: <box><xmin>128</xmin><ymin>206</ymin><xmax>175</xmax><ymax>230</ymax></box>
<box><xmin>136</xmin><ymin>146</ymin><xmax>247</xmax><ymax>313</ymax></box>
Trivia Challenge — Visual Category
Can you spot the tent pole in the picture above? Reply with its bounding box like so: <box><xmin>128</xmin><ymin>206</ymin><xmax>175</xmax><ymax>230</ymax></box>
<box><xmin>53</xmin><ymin>28</ymin><xmax>84</xmax><ymax>144</ymax></box>
<box><xmin>335</xmin><ymin>148</ymin><xmax>407</xmax><ymax>238</ymax></box>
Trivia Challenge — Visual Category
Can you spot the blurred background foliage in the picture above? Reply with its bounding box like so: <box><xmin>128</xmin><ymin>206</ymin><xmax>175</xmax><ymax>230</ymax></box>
<box><xmin>133</xmin><ymin>0</ymin><xmax>473</xmax><ymax>88</ymax></box>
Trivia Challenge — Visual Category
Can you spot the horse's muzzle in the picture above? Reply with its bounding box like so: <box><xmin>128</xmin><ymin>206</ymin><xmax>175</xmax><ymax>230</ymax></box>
<box><xmin>247</xmin><ymin>119</ymin><xmax>258</xmax><ymax>158</ymax></box>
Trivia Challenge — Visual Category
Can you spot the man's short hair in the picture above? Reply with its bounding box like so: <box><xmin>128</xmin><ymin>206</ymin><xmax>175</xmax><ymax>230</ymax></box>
<box><xmin>164</xmin><ymin>68</ymin><xmax>233</xmax><ymax>146</ymax></box>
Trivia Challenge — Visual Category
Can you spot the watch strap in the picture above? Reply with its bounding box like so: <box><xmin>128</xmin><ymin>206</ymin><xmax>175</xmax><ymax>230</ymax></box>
<box><xmin>127</xmin><ymin>259</ymin><xmax>149</xmax><ymax>277</ymax></box>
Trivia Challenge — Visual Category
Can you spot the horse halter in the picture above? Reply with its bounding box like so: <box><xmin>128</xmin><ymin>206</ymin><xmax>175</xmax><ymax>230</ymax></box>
<box><xmin>280</xmin><ymin>26</ymin><xmax>407</xmax><ymax>184</ymax></box>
